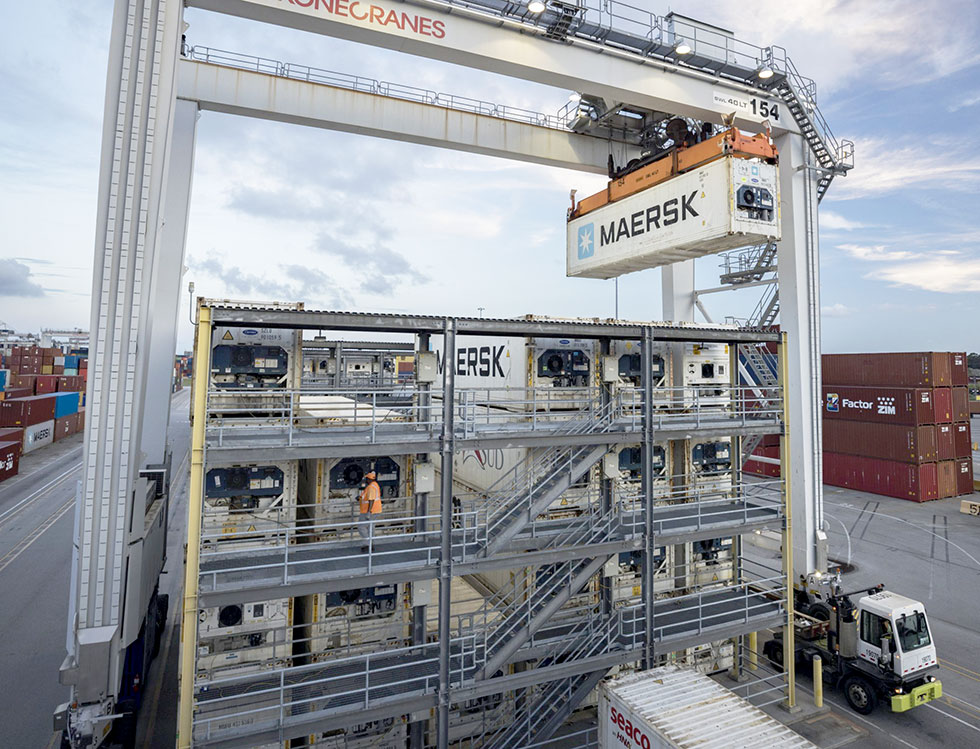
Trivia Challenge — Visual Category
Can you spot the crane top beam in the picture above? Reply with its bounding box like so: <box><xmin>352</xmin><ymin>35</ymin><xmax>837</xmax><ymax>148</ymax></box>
<box><xmin>186</xmin><ymin>0</ymin><xmax>800</xmax><ymax>136</ymax></box>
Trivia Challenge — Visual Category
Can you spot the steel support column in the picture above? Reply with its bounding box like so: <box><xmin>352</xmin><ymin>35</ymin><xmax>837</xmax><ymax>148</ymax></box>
<box><xmin>411</xmin><ymin>332</ymin><xmax>432</xmax><ymax>749</ymax></box>
<box><xmin>661</xmin><ymin>260</ymin><xmax>697</xmax><ymax>323</ymax></box>
<box><xmin>139</xmin><ymin>98</ymin><xmax>199</xmax><ymax>465</ymax></box>
<box><xmin>641</xmin><ymin>326</ymin><xmax>656</xmax><ymax>669</ymax></box>
<box><xmin>437</xmin><ymin>321</ymin><xmax>456</xmax><ymax>748</ymax></box>
<box><xmin>775</xmin><ymin>132</ymin><xmax>822</xmax><ymax>576</ymax></box>
<box><xmin>599</xmin><ymin>338</ymin><xmax>613</xmax><ymax>621</ymax></box>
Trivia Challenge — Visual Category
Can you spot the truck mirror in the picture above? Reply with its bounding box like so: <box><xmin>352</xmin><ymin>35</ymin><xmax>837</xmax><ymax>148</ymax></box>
<box><xmin>889</xmin><ymin>638</ymin><xmax>897</xmax><ymax>654</ymax></box>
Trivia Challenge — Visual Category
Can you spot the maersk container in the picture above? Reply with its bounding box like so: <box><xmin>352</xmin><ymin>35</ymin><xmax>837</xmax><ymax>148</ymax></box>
<box><xmin>950</xmin><ymin>352</ymin><xmax>968</xmax><ymax>386</ymax></box>
<box><xmin>823</xmin><ymin>452</ymin><xmax>938</xmax><ymax>502</ymax></box>
<box><xmin>567</xmin><ymin>155</ymin><xmax>780</xmax><ymax>279</ymax></box>
<box><xmin>823</xmin><ymin>420</ymin><xmax>937</xmax><ymax>464</ymax></box>
<box><xmin>952</xmin><ymin>387</ymin><xmax>969</xmax><ymax>421</ymax></box>
<box><xmin>953</xmin><ymin>423</ymin><xmax>971</xmax><ymax>459</ymax></box>
<box><xmin>822</xmin><ymin>352</ymin><xmax>951</xmax><ymax>387</ymax></box>
<box><xmin>821</xmin><ymin>386</ymin><xmax>936</xmax><ymax>426</ymax></box>
<box><xmin>22</xmin><ymin>420</ymin><xmax>55</xmax><ymax>454</ymax></box>
<box><xmin>430</xmin><ymin>334</ymin><xmax>596</xmax><ymax>411</ymax></box>
<box><xmin>936</xmin><ymin>424</ymin><xmax>955</xmax><ymax>461</ymax></box>
<box><xmin>599</xmin><ymin>666</ymin><xmax>816</xmax><ymax>749</ymax></box>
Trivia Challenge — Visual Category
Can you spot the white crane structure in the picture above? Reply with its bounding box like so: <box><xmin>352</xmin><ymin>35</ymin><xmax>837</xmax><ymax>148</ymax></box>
<box><xmin>58</xmin><ymin>0</ymin><xmax>852</xmax><ymax>746</ymax></box>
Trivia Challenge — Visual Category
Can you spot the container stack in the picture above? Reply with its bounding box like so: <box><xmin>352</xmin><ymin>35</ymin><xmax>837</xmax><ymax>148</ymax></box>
<box><xmin>822</xmin><ymin>352</ymin><xmax>974</xmax><ymax>501</ymax></box>
<box><xmin>0</xmin><ymin>345</ymin><xmax>89</xmax><ymax>483</ymax></box>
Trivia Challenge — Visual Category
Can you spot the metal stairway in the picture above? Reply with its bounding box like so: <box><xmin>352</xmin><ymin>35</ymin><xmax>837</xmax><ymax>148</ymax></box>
<box><xmin>483</xmin><ymin>610</ymin><xmax>623</xmax><ymax>748</ymax></box>
<box><xmin>476</xmin><ymin>553</ymin><xmax>612</xmax><ymax>680</ymax></box>
<box><xmin>719</xmin><ymin>242</ymin><xmax>777</xmax><ymax>286</ymax></box>
<box><xmin>739</xmin><ymin>343</ymin><xmax>781</xmax><ymax>462</ymax></box>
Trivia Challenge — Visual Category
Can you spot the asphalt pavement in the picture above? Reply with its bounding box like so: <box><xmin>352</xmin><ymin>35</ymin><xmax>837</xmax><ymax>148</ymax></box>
<box><xmin>0</xmin><ymin>389</ymin><xmax>190</xmax><ymax>749</ymax></box>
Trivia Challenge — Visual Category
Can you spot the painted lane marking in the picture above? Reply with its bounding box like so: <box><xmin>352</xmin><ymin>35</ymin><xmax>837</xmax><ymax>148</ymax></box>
<box><xmin>0</xmin><ymin>459</ymin><xmax>81</xmax><ymax>527</ymax></box>
<box><xmin>0</xmin><ymin>497</ymin><xmax>74</xmax><ymax>574</ymax></box>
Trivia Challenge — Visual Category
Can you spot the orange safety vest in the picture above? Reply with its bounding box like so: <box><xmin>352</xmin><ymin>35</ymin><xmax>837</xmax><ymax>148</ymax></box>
<box><xmin>359</xmin><ymin>480</ymin><xmax>382</xmax><ymax>514</ymax></box>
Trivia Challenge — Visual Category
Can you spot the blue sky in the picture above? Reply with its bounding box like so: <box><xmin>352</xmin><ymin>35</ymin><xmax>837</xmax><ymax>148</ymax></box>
<box><xmin>1</xmin><ymin>0</ymin><xmax>978</xmax><ymax>353</ymax></box>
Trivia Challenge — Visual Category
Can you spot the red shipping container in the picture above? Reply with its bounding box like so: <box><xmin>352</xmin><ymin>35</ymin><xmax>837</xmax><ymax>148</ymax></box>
<box><xmin>955</xmin><ymin>459</ymin><xmax>974</xmax><ymax>496</ymax></box>
<box><xmin>932</xmin><ymin>388</ymin><xmax>952</xmax><ymax>423</ymax></box>
<box><xmin>823</xmin><ymin>352</ymin><xmax>951</xmax><ymax>388</ymax></box>
<box><xmin>0</xmin><ymin>441</ymin><xmax>20</xmax><ymax>482</ymax></box>
<box><xmin>0</xmin><ymin>428</ymin><xmax>24</xmax><ymax>458</ymax></box>
<box><xmin>759</xmin><ymin>434</ymin><xmax>781</xmax><ymax>448</ymax></box>
<box><xmin>950</xmin><ymin>353</ymin><xmax>968</xmax><ymax>386</ymax></box>
<box><xmin>0</xmin><ymin>395</ymin><xmax>57</xmax><ymax>427</ymax></box>
<box><xmin>12</xmin><ymin>374</ymin><xmax>37</xmax><ymax>392</ymax></box>
<box><xmin>823</xmin><ymin>421</ymin><xmax>937</xmax><ymax>463</ymax></box>
<box><xmin>2</xmin><ymin>387</ymin><xmax>32</xmax><ymax>400</ymax></box>
<box><xmin>53</xmin><ymin>413</ymin><xmax>79</xmax><ymax>442</ymax></box>
<box><xmin>937</xmin><ymin>461</ymin><xmax>957</xmax><ymax>499</ymax></box>
<box><xmin>77</xmin><ymin>407</ymin><xmax>85</xmax><ymax>433</ymax></box>
<box><xmin>56</xmin><ymin>376</ymin><xmax>82</xmax><ymax>392</ymax></box>
<box><xmin>822</xmin><ymin>386</ymin><xmax>937</xmax><ymax>426</ymax></box>
<box><xmin>35</xmin><ymin>375</ymin><xmax>59</xmax><ymax>394</ymax></box>
<box><xmin>935</xmin><ymin>424</ymin><xmax>955</xmax><ymax>461</ymax></box>
<box><xmin>953</xmin><ymin>423</ymin><xmax>972</xmax><ymax>459</ymax></box>
<box><xmin>823</xmin><ymin>452</ymin><xmax>939</xmax><ymax>502</ymax></box>
<box><xmin>952</xmin><ymin>387</ymin><xmax>969</xmax><ymax>422</ymax></box>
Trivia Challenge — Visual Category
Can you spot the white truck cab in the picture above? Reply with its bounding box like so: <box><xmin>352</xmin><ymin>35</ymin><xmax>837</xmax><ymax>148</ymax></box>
<box><xmin>856</xmin><ymin>590</ymin><xmax>938</xmax><ymax>678</ymax></box>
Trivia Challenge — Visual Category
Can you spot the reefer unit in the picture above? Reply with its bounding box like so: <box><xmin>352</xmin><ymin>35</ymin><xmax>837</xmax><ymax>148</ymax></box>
<box><xmin>598</xmin><ymin>666</ymin><xmax>817</xmax><ymax>749</ymax></box>
<box><xmin>202</xmin><ymin>462</ymin><xmax>297</xmax><ymax>546</ymax></box>
<box><xmin>822</xmin><ymin>352</ymin><xmax>951</xmax><ymax>388</ymax></box>
<box><xmin>822</xmin><ymin>386</ymin><xmax>938</xmax><ymax>426</ymax></box>
<box><xmin>567</xmin><ymin>155</ymin><xmax>780</xmax><ymax>279</ymax></box>
<box><xmin>823</xmin><ymin>453</ymin><xmax>938</xmax><ymax>502</ymax></box>
<box><xmin>822</xmin><ymin>421</ymin><xmax>937</xmax><ymax>464</ymax></box>
<box><xmin>299</xmin><ymin>455</ymin><xmax>411</xmax><ymax>534</ymax></box>
<box><xmin>208</xmin><ymin>326</ymin><xmax>302</xmax><ymax>419</ymax></box>
<box><xmin>311</xmin><ymin>584</ymin><xmax>406</xmax><ymax>657</ymax></box>
<box><xmin>197</xmin><ymin>598</ymin><xmax>292</xmax><ymax>679</ymax></box>
<box><xmin>680</xmin><ymin>342</ymin><xmax>731</xmax><ymax>409</ymax></box>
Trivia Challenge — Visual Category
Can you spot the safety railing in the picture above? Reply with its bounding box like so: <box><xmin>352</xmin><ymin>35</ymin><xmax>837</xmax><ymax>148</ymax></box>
<box><xmin>186</xmin><ymin>46</ymin><xmax>569</xmax><ymax>130</ymax></box>
<box><xmin>192</xmin><ymin>635</ymin><xmax>479</xmax><ymax>743</ymax></box>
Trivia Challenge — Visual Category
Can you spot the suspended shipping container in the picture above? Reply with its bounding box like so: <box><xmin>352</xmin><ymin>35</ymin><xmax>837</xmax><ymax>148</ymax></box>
<box><xmin>567</xmin><ymin>149</ymin><xmax>780</xmax><ymax>278</ymax></box>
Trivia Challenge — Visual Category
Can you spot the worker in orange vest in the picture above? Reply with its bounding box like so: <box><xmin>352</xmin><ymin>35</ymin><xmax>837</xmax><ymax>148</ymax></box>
<box><xmin>358</xmin><ymin>470</ymin><xmax>382</xmax><ymax>550</ymax></box>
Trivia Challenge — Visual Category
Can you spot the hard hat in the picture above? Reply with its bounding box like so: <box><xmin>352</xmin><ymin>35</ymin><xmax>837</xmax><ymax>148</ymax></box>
<box><xmin>365</xmin><ymin>471</ymin><xmax>376</xmax><ymax>479</ymax></box>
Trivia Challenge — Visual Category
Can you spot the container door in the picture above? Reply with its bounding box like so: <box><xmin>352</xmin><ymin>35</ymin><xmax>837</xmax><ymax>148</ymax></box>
<box><xmin>857</xmin><ymin>609</ymin><xmax>890</xmax><ymax>667</ymax></box>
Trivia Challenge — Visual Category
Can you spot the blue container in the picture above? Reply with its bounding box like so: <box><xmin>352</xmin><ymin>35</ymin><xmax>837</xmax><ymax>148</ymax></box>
<box><xmin>65</xmin><ymin>355</ymin><xmax>80</xmax><ymax>369</ymax></box>
<box><xmin>0</xmin><ymin>369</ymin><xmax>7</xmax><ymax>390</ymax></box>
<box><xmin>54</xmin><ymin>392</ymin><xmax>80</xmax><ymax>419</ymax></box>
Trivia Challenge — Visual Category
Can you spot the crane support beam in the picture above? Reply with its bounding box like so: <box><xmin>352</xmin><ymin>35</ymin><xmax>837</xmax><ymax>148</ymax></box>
<box><xmin>177</xmin><ymin>59</ymin><xmax>627</xmax><ymax>173</ymax></box>
<box><xmin>185</xmin><ymin>0</ymin><xmax>799</xmax><ymax>136</ymax></box>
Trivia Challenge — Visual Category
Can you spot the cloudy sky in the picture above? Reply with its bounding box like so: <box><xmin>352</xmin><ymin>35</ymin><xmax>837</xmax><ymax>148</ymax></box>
<box><xmin>1</xmin><ymin>0</ymin><xmax>979</xmax><ymax>353</ymax></box>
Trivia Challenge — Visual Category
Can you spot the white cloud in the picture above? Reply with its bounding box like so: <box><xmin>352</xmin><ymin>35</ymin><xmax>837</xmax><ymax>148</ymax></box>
<box><xmin>948</xmin><ymin>91</ymin><xmax>980</xmax><ymax>112</ymax></box>
<box><xmin>820</xmin><ymin>212</ymin><xmax>867</xmax><ymax>231</ymax></box>
<box><xmin>837</xmin><ymin>244</ymin><xmax>921</xmax><ymax>262</ymax></box>
<box><xmin>828</xmin><ymin>137</ymin><xmax>980</xmax><ymax>199</ymax></box>
<box><xmin>871</xmin><ymin>257</ymin><xmax>980</xmax><ymax>293</ymax></box>
<box><xmin>821</xmin><ymin>303</ymin><xmax>850</xmax><ymax>317</ymax></box>
<box><xmin>688</xmin><ymin>0</ymin><xmax>980</xmax><ymax>94</ymax></box>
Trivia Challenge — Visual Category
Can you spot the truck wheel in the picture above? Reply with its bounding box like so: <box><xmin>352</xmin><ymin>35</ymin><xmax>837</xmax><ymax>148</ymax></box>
<box><xmin>808</xmin><ymin>603</ymin><xmax>831</xmax><ymax>621</ymax></box>
<box><xmin>765</xmin><ymin>641</ymin><xmax>784</xmax><ymax>672</ymax></box>
<box><xmin>844</xmin><ymin>676</ymin><xmax>877</xmax><ymax>715</ymax></box>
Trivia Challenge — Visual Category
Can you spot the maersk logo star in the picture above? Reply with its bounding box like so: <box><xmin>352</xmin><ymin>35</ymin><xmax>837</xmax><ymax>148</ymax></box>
<box><xmin>578</xmin><ymin>223</ymin><xmax>595</xmax><ymax>259</ymax></box>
